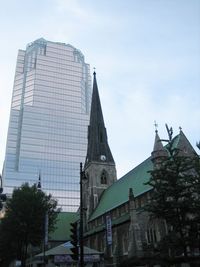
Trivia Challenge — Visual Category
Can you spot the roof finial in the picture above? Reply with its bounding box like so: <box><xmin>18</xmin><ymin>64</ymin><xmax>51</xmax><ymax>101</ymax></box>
<box><xmin>179</xmin><ymin>126</ymin><xmax>182</xmax><ymax>132</ymax></box>
<box><xmin>154</xmin><ymin>120</ymin><xmax>158</xmax><ymax>133</ymax></box>
<box><xmin>93</xmin><ymin>67</ymin><xmax>96</xmax><ymax>76</ymax></box>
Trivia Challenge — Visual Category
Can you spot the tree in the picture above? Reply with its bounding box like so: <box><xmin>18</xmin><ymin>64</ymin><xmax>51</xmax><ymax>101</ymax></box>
<box><xmin>0</xmin><ymin>175</ymin><xmax>6</xmax><ymax>210</ymax></box>
<box><xmin>145</xmin><ymin>128</ymin><xmax>200</xmax><ymax>260</ymax></box>
<box><xmin>0</xmin><ymin>183</ymin><xmax>60</xmax><ymax>267</ymax></box>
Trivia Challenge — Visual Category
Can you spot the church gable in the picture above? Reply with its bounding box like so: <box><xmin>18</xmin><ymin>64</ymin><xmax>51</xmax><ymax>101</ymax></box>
<box><xmin>88</xmin><ymin>129</ymin><xmax>196</xmax><ymax>222</ymax></box>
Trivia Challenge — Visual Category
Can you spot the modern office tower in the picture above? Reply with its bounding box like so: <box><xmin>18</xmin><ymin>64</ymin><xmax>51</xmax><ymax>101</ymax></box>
<box><xmin>2</xmin><ymin>38</ymin><xmax>91</xmax><ymax>211</ymax></box>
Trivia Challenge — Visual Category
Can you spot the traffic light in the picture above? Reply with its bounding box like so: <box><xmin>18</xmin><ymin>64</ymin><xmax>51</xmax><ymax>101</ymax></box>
<box><xmin>70</xmin><ymin>221</ymin><xmax>79</xmax><ymax>261</ymax></box>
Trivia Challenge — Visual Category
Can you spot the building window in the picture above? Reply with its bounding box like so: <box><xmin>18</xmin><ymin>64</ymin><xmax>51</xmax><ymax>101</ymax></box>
<box><xmin>146</xmin><ymin>220</ymin><xmax>160</xmax><ymax>244</ymax></box>
<box><xmin>101</xmin><ymin>170</ymin><xmax>107</xmax><ymax>184</ymax></box>
<box><xmin>112</xmin><ymin>208</ymin><xmax>117</xmax><ymax>219</ymax></box>
<box><xmin>147</xmin><ymin>228</ymin><xmax>157</xmax><ymax>243</ymax></box>
<box><xmin>98</xmin><ymin>217</ymin><xmax>102</xmax><ymax>226</ymax></box>
<box><xmin>125</xmin><ymin>203</ymin><xmax>129</xmax><ymax>212</ymax></box>
<box><xmin>120</xmin><ymin>205</ymin><xmax>126</xmax><ymax>215</ymax></box>
<box><xmin>94</xmin><ymin>194</ymin><xmax>98</xmax><ymax>207</ymax></box>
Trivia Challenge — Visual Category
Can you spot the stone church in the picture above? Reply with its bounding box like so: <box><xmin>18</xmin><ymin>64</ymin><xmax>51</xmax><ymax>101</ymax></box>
<box><xmin>82</xmin><ymin>72</ymin><xmax>197</xmax><ymax>266</ymax></box>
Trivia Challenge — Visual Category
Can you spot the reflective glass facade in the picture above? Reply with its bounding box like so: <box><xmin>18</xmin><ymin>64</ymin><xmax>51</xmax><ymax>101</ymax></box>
<box><xmin>3</xmin><ymin>38</ymin><xmax>91</xmax><ymax>211</ymax></box>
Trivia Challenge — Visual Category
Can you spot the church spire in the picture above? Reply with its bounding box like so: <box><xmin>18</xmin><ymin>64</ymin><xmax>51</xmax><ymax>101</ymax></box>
<box><xmin>85</xmin><ymin>72</ymin><xmax>115</xmax><ymax>166</ymax></box>
<box><xmin>83</xmin><ymin>72</ymin><xmax>116</xmax><ymax>220</ymax></box>
<box><xmin>151</xmin><ymin>130</ymin><xmax>167</xmax><ymax>162</ymax></box>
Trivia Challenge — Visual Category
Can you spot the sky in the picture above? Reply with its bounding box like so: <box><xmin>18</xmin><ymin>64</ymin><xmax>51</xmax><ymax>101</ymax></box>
<box><xmin>0</xmin><ymin>0</ymin><xmax>199</xmax><ymax>178</ymax></box>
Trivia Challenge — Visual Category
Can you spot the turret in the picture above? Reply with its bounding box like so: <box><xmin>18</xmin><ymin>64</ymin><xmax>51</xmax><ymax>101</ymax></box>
<box><xmin>151</xmin><ymin>130</ymin><xmax>168</xmax><ymax>166</ymax></box>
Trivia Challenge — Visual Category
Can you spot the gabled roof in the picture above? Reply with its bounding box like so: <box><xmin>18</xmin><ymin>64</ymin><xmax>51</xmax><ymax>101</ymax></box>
<box><xmin>89</xmin><ymin>130</ymin><xmax>196</xmax><ymax>221</ymax></box>
<box><xmin>176</xmin><ymin>129</ymin><xmax>197</xmax><ymax>156</ymax></box>
<box><xmin>36</xmin><ymin>241</ymin><xmax>103</xmax><ymax>256</ymax></box>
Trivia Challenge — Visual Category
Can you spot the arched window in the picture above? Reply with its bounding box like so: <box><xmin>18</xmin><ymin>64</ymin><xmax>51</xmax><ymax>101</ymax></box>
<box><xmin>146</xmin><ymin>218</ymin><xmax>161</xmax><ymax>244</ymax></box>
<box><xmin>122</xmin><ymin>231</ymin><xmax>129</xmax><ymax>254</ymax></box>
<box><xmin>101</xmin><ymin>170</ymin><xmax>107</xmax><ymax>184</ymax></box>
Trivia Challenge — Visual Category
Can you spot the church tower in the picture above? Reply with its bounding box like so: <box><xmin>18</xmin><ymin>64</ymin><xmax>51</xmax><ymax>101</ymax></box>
<box><xmin>83</xmin><ymin>72</ymin><xmax>117</xmax><ymax>221</ymax></box>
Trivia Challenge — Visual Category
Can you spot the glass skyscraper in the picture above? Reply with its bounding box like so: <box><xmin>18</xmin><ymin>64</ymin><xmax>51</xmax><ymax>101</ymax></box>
<box><xmin>2</xmin><ymin>38</ymin><xmax>91</xmax><ymax>211</ymax></box>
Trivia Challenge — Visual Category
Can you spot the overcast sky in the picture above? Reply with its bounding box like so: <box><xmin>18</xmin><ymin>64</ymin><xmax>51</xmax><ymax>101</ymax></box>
<box><xmin>0</xmin><ymin>0</ymin><xmax>199</xmax><ymax>178</ymax></box>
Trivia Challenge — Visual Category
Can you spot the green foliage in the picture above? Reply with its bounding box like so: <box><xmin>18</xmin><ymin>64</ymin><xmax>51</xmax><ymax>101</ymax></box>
<box><xmin>145</xmin><ymin>137</ymin><xmax>200</xmax><ymax>258</ymax></box>
<box><xmin>0</xmin><ymin>183</ymin><xmax>60</xmax><ymax>266</ymax></box>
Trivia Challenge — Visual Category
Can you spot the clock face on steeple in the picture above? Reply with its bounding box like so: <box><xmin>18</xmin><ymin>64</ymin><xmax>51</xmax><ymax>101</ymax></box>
<box><xmin>100</xmin><ymin>155</ymin><xmax>106</xmax><ymax>161</ymax></box>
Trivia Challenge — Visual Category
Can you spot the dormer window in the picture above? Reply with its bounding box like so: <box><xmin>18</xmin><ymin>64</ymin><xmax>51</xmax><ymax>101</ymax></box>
<box><xmin>101</xmin><ymin>170</ymin><xmax>107</xmax><ymax>184</ymax></box>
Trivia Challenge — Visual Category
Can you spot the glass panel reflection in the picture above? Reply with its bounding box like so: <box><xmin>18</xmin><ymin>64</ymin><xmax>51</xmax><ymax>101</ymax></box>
<box><xmin>3</xmin><ymin>38</ymin><xmax>92</xmax><ymax>211</ymax></box>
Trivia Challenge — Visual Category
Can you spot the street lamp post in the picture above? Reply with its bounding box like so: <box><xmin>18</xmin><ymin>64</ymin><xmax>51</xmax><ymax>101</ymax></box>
<box><xmin>79</xmin><ymin>162</ymin><xmax>86</xmax><ymax>267</ymax></box>
<box><xmin>37</xmin><ymin>174</ymin><xmax>46</xmax><ymax>267</ymax></box>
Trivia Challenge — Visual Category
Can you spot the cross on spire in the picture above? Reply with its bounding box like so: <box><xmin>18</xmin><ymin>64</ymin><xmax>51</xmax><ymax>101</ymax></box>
<box><xmin>154</xmin><ymin>121</ymin><xmax>158</xmax><ymax>133</ymax></box>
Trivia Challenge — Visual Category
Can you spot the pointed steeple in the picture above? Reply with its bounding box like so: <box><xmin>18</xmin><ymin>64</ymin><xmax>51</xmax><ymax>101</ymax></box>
<box><xmin>85</xmin><ymin>72</ymin><xmax>114</xmax><ymax>166</ymax></box>
<box><xmin>151</xmin><ymin>130</ymin><xmax>168</xmax><ymax>161</ymax></box>
<box><xmin>83</xmin><ymin>72</ymin><xmax>117</xmax><ymax>222</ymax></box>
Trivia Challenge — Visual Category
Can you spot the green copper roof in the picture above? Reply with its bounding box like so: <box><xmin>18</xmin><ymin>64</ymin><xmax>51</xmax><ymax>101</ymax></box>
<box><xmin>89</xmin><ymin>130</ymin><xmax>195</xmax><ymax>222</ymax></box>
<box><xmin>49</xmin><ymin>212</ymin><xmax>78</xmax><ymax>241</ymax></box>
<box><xmin>89</xmin><ymin>158</ymin><xmax>153</xmax><ymax>221</ymax></box>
